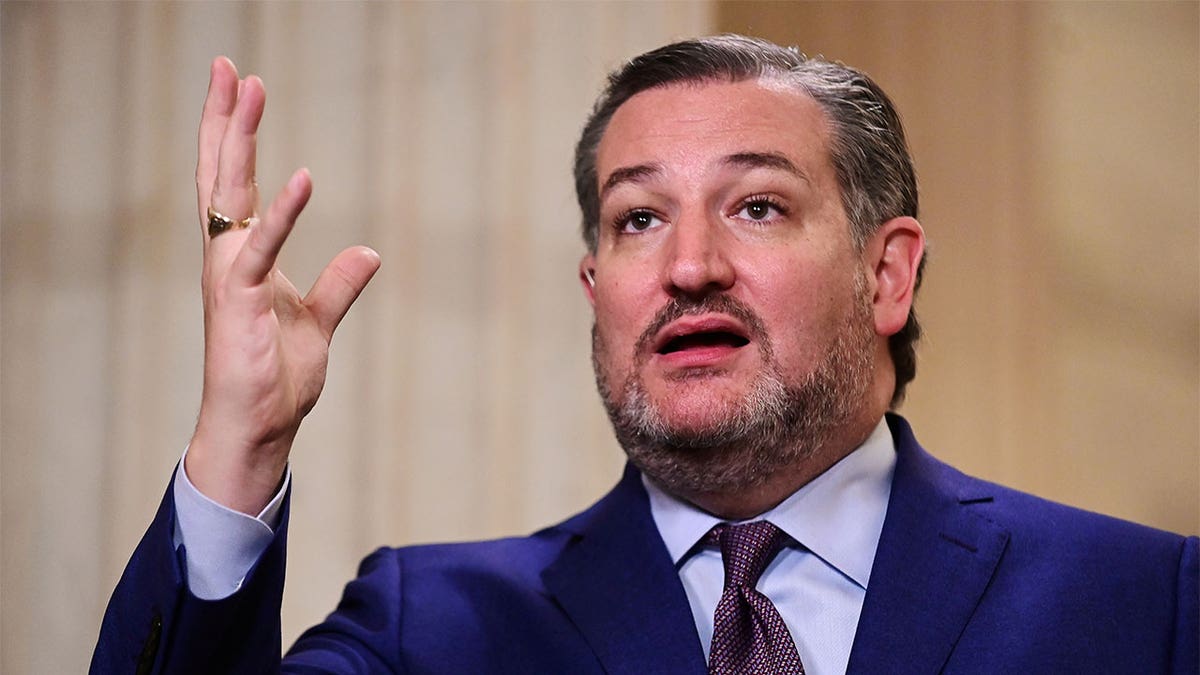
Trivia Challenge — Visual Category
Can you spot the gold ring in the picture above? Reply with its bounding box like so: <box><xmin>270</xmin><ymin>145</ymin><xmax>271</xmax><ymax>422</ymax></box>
<box><xmin>207</xmin><ymin>206</ymin><xmax>253</xmax><ymax>238</ymax></box>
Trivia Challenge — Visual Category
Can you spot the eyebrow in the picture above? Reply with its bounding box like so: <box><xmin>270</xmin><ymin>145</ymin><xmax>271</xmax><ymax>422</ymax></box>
<box><xmin>599</xmin><ymin>151</ymin><xmax>810</xmax><ymax>201</ymax></box>
<box><xmin>722</xmin><ymin>151</ymin><xmax>809</xmax><ymax>183</ymax></box>
<box><xmin>600</xmin><ymin>163</ymin><xmax>663</xmax><ymax>200</ymax></box>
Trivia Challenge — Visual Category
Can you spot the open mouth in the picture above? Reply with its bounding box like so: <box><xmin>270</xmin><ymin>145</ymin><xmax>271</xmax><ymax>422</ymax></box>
<box><xmin>658</xmin><ymin>331</ymin><xmax>751</xmax><ymax>354</ymax></box>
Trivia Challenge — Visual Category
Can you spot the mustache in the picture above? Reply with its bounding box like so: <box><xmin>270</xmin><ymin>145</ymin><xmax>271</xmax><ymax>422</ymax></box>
<box><xmin>633</xmin><ymin>294</ymin><xmax>771</xmax><ymax>357</ymax></box>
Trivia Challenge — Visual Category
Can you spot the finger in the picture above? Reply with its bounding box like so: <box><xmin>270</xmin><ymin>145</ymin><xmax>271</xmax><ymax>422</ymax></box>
<box><xmin>210</xmin><ymin>74</ymin><xmax>266</xmax><ymax>229</ymax></box>
<box><xmin>304</xmin><ymin>246</ymin><xmax>382</xmax><ymax>341</ymax></box>
<box><xmin>196</xmin><ymin>57</ymin><xmax>239</xmax><ymax>228</ymax></box>
<box><xmin>232</xmin><ymin>168</ymin><xmax>312</xmax><ymax>286</ymax></box>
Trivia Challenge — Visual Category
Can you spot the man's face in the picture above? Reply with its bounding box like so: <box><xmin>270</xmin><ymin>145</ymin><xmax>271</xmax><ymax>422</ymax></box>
<box><xmin>584</xmin><ymin>78</ymin><xmax>879</xmax><ymax>496</ymax></box>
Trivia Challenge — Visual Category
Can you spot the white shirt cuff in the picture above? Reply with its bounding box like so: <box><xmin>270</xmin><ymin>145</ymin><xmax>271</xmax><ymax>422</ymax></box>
<box><xmin>171</xmin><ymin>446</ymin><xmax>290</xmax><ymax>600</ymax></box>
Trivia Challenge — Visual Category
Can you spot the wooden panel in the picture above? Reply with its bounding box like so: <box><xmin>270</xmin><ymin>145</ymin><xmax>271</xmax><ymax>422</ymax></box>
<box><xmin>717</xmin><ymin>1</ymin><xmax>1199</xmax><ymax>534</ymax></box>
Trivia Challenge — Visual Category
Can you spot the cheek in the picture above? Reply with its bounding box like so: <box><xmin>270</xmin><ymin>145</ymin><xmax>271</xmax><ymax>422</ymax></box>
<box><xmin>746</xmin><ymin>263</ymin><xmax>853</xmax><ymax>367</ymax></box>
<box><xmin>591</xmin><ymin>275</ymin><xmax>652</xmax><ymax>374</ymax></box>
<box><xmin>594</xmin><ymin>285</ymin><xmax>644</xmax><ymax>353</ymax></box>
<box><xmin>592</xmin><ymin>255</ymin><xmax>660</xmax><ymax>343</ymax></box>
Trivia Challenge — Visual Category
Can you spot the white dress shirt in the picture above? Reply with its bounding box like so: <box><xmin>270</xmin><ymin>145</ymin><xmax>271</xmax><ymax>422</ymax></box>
<box><xmin>173</xmin><ymin>417</ymin><xmax>895</xmax><ymax>674</ymax></box>
<box><xmin>644</xmin><ymin>416</ymin><xmax>896</xmax><ymax>675</ymax></box>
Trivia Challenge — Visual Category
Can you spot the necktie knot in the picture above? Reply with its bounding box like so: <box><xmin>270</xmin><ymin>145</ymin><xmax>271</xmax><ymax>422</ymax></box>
<box><xmin>705</xmin><ymin>520</ymin><xmax>804</xmax><ymax>674</ymax></box>
<box><xmin>707</xmin><ymin>520</ymin><xmax>791</xmax><ymax>590</ymax></box>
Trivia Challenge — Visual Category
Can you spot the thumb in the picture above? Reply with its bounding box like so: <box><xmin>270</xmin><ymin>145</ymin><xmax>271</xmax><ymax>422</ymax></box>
<box><xmin>304</xmin><ymin>246</ymin><xmax>381</xmax><ymax>340</ymax></box>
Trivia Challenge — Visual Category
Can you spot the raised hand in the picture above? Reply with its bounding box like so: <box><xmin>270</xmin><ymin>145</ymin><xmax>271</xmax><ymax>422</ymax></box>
<box><xmin>185</xmin><ymin>57</ymin><xmax>380</xmax><ymax>515</ymax></box>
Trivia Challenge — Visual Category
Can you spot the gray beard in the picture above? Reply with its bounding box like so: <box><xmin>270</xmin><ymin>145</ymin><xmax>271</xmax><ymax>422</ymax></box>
<box><xmin>592</xmin><ymin>279</ymin><xmax>875</xmax><ymax>496</ymax></box>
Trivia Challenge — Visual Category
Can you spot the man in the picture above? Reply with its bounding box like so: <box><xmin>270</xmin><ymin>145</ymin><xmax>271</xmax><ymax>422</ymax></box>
<box><xmin>93</xmin><ymin>35</ymin><xmax>1197</xmax><ymax>674</ymax></box>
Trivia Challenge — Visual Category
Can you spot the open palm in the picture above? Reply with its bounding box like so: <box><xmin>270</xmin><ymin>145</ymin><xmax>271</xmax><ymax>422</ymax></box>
<box><xmin>186</xmin><ymin>57</ymin><xmax>380</xmax><ymax>515</ymax></box>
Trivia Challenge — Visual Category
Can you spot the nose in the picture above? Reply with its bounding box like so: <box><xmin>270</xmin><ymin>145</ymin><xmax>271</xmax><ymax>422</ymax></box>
<box><xmin>663</xmin><ymin>212</ymin><xmax>735</xmax><ymax>299</ymax></box>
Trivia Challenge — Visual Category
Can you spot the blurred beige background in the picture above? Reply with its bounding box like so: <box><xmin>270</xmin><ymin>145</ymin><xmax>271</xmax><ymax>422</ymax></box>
<box><xmin>1</xmin><ymin>2</ymin><xmax>1196</xmax><ymax>672</ymax></box>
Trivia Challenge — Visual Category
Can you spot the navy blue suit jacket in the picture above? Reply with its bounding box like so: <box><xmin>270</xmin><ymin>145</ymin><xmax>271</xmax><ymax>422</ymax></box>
<box><xmin>93</xmin><ymin>416</ymin><xmax>1198</xmax><ymax>673</ymax></box>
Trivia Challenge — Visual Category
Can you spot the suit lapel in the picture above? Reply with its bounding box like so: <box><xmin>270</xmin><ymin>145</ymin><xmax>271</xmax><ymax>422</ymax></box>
<box><xmin>847</xmin><ymin>415</ymin><xmax>1010</xmax><ymax>675</ymax></box>
<box><xmin>542</xmin><ymin>465</ymin><xmax>708</xmax><ymax>675</ymax></box>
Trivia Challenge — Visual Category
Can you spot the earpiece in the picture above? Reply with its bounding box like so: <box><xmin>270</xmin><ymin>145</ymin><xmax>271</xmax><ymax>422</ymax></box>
<box><xmin>584</xmin><ymin>268</ymin><xmax>596</xmax><ymax>288</ymax></box>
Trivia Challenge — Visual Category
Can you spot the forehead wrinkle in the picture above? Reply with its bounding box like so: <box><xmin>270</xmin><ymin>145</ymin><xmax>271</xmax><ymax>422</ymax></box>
<box><xmin>722</xmin><ymin>151</ymin><xmax>812</xmax><ymax>186</ymax></box>
<box><xmin>600</xmin><ymin>163</ymin><xmax>664</xmax><ymax>201</ymax></box>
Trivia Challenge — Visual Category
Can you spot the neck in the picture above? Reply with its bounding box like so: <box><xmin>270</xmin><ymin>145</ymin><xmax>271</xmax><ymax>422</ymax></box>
<box><xmin>648</xmin><ymin>354</ymin><xmax>898</xmax><ymax>520</ymax></box>
<box><xmin>677</xmin><ymin>409</ymin><xmax>885</xmax><ymax>520</ymax></box>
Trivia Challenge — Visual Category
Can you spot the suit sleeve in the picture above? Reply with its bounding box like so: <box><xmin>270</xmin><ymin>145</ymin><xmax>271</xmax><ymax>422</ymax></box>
<box><xmin>282</xmin><ymin>548</ymin><xmax>407</xmax><ymax>674</ymax></box>
<box><xmin>1173</xmin><ymin>535</ymin><xmax>1199</xmax><ymax>675</ymax></box>
<box><xmin>90</xmin><ymin>474</ymin><xmax>290</xmax><ymax>675</ymax></box>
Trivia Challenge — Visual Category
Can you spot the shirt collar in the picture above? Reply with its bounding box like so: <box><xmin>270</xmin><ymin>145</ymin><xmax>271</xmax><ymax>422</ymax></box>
<box><xmin>644</xmin><ymin>416</ymin><xmax>896</xmax><ymax>589</ymax></box>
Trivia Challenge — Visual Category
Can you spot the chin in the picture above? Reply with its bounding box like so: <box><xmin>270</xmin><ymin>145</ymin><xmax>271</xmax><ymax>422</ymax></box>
<box><xmin>644</xmin><ymin>378</ymin><xmax>756</xmax><ymax>436</ymax></box>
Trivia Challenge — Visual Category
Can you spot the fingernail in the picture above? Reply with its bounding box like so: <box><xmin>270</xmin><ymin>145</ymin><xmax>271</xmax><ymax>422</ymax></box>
<box><xmin>290</xmin><ymin>169</ymin><xmax>308</xmax><ymax>191</ymax></box>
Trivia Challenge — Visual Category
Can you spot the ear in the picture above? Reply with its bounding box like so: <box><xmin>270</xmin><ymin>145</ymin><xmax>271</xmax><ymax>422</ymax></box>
<box><xmin>864</xmin><ymin>216</ymin><xmax>924</xmax><ymax>337</ymax></box>
<box><xmin>579</xmin><ymin>253</ymin><xmax>597</xmax><ymax>307</ymax></box>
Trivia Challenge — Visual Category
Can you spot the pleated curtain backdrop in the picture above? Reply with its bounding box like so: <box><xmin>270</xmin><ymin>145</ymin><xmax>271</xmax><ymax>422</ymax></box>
<box><xmin>1</xmin><ymin>3</ymin><xmax>713</xmax><ymax>671</ymax></box>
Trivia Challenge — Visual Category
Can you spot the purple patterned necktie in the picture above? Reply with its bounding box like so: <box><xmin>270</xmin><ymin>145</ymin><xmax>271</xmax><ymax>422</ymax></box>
<box><xmin>706</xmin><ymin>521</ymin><xmax>805</xmax><ymax>675</ymax></box>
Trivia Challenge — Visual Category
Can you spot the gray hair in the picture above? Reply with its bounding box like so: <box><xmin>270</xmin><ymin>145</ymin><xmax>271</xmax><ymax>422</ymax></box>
<box><xmin>573</xmin><ymin>34</ymin><xmax>926</xmax><ymax>406</ymax></box>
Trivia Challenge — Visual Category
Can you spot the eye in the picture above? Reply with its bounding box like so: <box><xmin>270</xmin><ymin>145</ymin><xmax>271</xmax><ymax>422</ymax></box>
<box><xmin>616</xmin><ymin>209</ymin><xmax>665</xmax><ymax>233</ymax></box>
<box><xmin>733</xmin><ymin>196</ymin><xmax>786</xmax><ymax>223</ymax></box>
